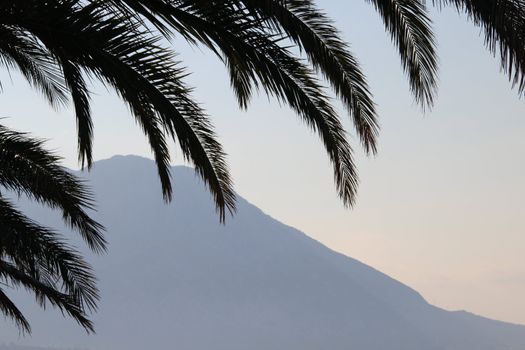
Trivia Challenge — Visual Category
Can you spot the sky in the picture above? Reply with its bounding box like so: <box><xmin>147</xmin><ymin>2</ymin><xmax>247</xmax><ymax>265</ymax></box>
<box><xmin>1</xmin><ymin>2</ymin><xmax>524</xmax><ymax>324</ymax></box>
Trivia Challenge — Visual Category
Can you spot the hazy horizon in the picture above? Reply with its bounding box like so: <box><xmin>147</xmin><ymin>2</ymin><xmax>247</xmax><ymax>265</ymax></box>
<box><xmin>1</xmin><ymin>2</ymin><xmax>523</xmax><ymax>326</ymax></box>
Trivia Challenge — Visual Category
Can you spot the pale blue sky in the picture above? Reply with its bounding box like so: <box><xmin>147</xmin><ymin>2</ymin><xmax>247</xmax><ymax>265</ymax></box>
<box><xmin>1</xmin><ymin>2</ymin><xmax>524</xmax><ymax>324</ymax></box>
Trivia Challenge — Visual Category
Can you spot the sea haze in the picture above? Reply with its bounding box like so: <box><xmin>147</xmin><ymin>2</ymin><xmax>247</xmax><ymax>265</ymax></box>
<box><xmin>1</xmin><ymin>155</ymin><xmax>524</xmax><ymax>350</ymax></box>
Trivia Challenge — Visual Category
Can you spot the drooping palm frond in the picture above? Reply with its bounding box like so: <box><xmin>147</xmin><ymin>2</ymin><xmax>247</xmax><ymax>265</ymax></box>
<box><xmin>367</xmin><ymin>0</ymin><xmax>438</xmax><ymax>107</ymax></box>
<box><xmin>121</xmin><ymin>2</ymin><xmax>360</xmax><ymax>205</ymax></box>
<box><xmin>0</xmin><ymin>125</ymin><xmax>106</xmax><ymax>252</ymax></box>
<box><xmin>61</xmin><ymin>60</ymin><xmax>94</xmax><ymax>168</ymax></box>
<box><xmin>0</xmin><ymin>126</ymin><xmax>101</xmax><ymax>332</ymax></box>
<box><xmin>1</xmin><ymin>0</ymin><xmax>523</xmax><ymax>219</ymax></box>
<box><xmin>192</xmin><ymin>0</ymin><xmax>381</xmax><ymax>154</ymax></box>
<box><xmin>0</xmin><ymin>288</ymin><xmax>30</xmax><ymax>332</ymax></box>
<box><xmin>105</xmin><ymin>0</ymin><xmax>380</xmax><ymax>155</ymax></box>
<box><xmin>0</xmin><ymin>198</ymin><xmax>97</xmax><ymax>333</ymax></box>
<box><xmin>434</xmin><ymin>0</ymin><xmax>525</xmax><ymax>93</ymax></box>
<box><xmin>0</xmin><ymin>0</ymin><xmax>235</xmax><ymax>218</ymax></box>
<box><xmin>0</xmin><ymin>258</ymin><xmax>94</xmax><ymax>333</ymax></box>
<box><xmin>0</xmin><ymin>25</ymin><xmax>68</xmax><ymax>108</ymax></box>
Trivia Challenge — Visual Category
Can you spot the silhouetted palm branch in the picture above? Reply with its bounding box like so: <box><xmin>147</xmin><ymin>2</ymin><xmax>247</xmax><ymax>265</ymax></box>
<box><xmin>0</xmin><ymin>125</ymin><xmax>105</xmax><ymax>252</ymax></box>
<box><xmin>2</xmin><ymin>0</ymin><xmax>524</xmax><ymax>217</ymax></box>
<box><xmin>0</xmin><ymin>0</ymin><xmax>235</xmax><ymax>218</ymax></box>
<box><xmin>368</xmin><ymin>0</ymin><xmax>438</xmax><ymax>107</ymax></box>
<box><xmin>0</xmin><ymin>126</ymin><xmax>102</xmax><ymax>332</ymax></box>
<box><xmin>434</xmin><ymin>0</ymin><xmax>525</xmax><ymax>93</ymax></box>
<box><xmin>0</xmin><ymin>26</ymin><xmax>68</xmax><ymax>108</ymax></box>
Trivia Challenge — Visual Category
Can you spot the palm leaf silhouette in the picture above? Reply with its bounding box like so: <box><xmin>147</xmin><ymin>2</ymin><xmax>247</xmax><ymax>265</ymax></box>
<box><xmin>0</xmin><ymin>125</ymin><xmax>103</xmax><ymax>332</ymax></box>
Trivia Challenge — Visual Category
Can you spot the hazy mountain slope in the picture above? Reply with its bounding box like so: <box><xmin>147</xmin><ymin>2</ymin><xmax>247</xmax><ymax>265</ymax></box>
<box><xmin>1</xmin><ymin>155</ymin><xmax>524</xmax><ymax>350</ymax></box>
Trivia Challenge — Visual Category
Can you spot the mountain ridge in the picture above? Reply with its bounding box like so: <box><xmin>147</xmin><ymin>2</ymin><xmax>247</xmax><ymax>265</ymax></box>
<box><xmin>1</xmin><ymin>155</ymin><xmax>524</xmax><ymax>350</ymax></box>
<box><xmin>93</xmin><ymin>155</ymin><xmax>431</xmax><ymax>307</ymax></box>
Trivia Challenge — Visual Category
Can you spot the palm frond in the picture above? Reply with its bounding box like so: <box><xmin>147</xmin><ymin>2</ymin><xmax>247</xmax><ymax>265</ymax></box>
<box><xmin>110</xmin><ymin>0</ymin><xmax>379</xmax><ymax>155</ymax></box>
<box><xmin>0</xmin><ymin>196</ymin><xmax>99</xmax><ymax>313</ymax></box>
<box><xmin>0</xmin><ymin>289</ymin><xmax>30</xmax><ymax>333</ymax></box>
<box><xmin>367</xmin><ymin>0</ymin><xmax>438</xmax><ymax>107</ymax></box>
<box><xmin>190</xmin><ymin>9</ymin><xmax>360</xmax><ymax>205</ymax></box>
<box><xmin>434</xmin><ymin>0</ymin><xmax>525</xmax><ymax>93</ymax></box>
<box><xmin>0</xmin><ymin>125</ymin><xmax>106</xmax><ymax>253</ymax></box>
<box><xmin>238</xmin><ymin>0</ymin><xmax>379</xmax><ymax>154</ymax></box>
<box><xmin>60</xmin><ymin>61</ymin><xmax>94</xmax><ymax>168</ymax></box>
<box><xmin>8</xmin><ymin>0</ymin><xmax>236</xmax><ymax>218</ymax></box>
<box><xmin>0</xmin><ymin>259</ymin><xmax>94</xmax><ymax>332</ymax></box>
<box><xmin>101</xmin><ymin>1</ymin><xmax>359</xmax><ymax>205</ymax></box>
<box><xmin>0</xmin><ymin>25</ymin><xmax>68</xmax><ymax>108</ymax></box>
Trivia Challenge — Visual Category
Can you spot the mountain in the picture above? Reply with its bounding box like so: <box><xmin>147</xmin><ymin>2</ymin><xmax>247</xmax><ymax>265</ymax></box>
<box><xmin>1</xmin><ymin>155</ymin><xmax>524</xmax><ymax>350</ymax></box>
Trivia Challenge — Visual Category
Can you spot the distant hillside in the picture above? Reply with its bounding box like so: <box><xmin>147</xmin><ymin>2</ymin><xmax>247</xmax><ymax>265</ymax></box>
<box><xmin>2</xmin><ymin>155</ymin><xmax>524</xmax><ymax>350</ymax></box>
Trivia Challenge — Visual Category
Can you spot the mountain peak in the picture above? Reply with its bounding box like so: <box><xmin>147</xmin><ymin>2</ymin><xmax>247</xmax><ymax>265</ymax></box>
<box><xmin>4</xmin><ymin>154</ymin><xmax>524</xmax><ymax>350</ymax></box>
